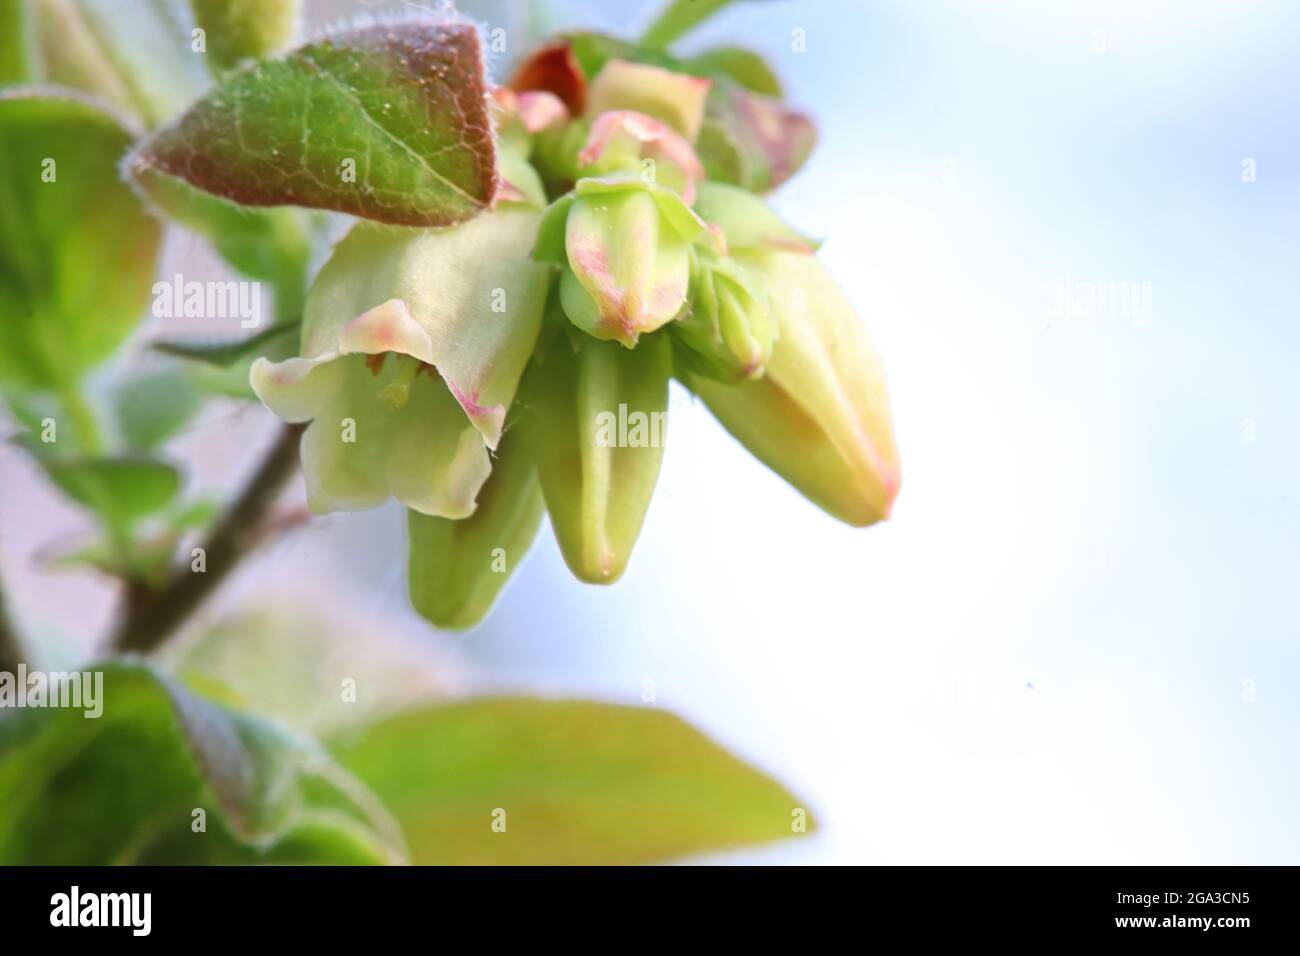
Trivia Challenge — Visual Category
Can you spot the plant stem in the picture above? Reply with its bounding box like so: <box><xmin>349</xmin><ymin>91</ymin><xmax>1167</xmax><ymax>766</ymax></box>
<box><xmin>56</xmin><ymin>380</ymin><xmax>103</xmax><ymax>453</ymax></box>
<box><xmin>108</xmin><ymin>422</ymin><xmax>305</xmax><ymax>655</ymax></box>
<box><xmin>0</xmin><ymin>569</ymin><xmax>24</xmax><ymax>673</ymax></box>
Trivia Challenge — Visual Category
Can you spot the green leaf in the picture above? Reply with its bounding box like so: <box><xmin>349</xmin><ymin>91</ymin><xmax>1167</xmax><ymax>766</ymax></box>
<box><xmin>641</xmin><ymin>0</ymin><xmax>737</xmax><ymax>50</ymax></box>
<box><xmin>133</xmin><ymin>165</ymin><xmax>312</xmax><ymax>287</ymax></box>
<box><xmin>155</xmin><ymin>317</ymin><xmax>300</xmax><ymax>402</ymax></box>
<box><xmin>0</xmin><ymin>662</ymin><xmax>403</xmax><ymax>864</ymax></box>
<box><xmin>686</xmin><ymin>45</ymin><xmax>782</xmax><ymax>96</ymax></box>
<box><xmin>564</xmin><ymin>31</ymin><xmax>678</xmax><ymax>80</ymax></box>
<box><xmin>0</xmin><ymin>0</ymin><xmax>34</xmax><ymax>84</ymax></box>
<box><xmin>189</xmin><ymin>0</ymin><xmax>300</xmax><ymax>73</ymax></box>
<box><xmin>27</xmin><ymin>0</ymin><xmax>207</xmax><ymax>128</ymax></box>
<box><xmin>332</xmin><ymin>698</ymin><xmax>813</xmax><ymax>865</ymax></box>
<box><xmin>27</xmin><ymin>450</ymin><xmax>181</xmax><ymax>526</ymax></box>
<box><xmin>127</xmin><ymin>18</ymin><xmax>498</xmax><ymax>227</ymax></box>
<box><xmin>113</xmin><ymin>367</ymin><xmax>203</xmax><ymax>450</ymax></box>
<box><xmin>0</xmin><ymin>89</ymin><xmax>162</xmax><ymax>391</ymax></box>
<box><xmin>154</xmin><ymin>319</ymin><xmax>300</xmax><ymax>368</ymax></box>
<box><xmin>407</xmin><ymin>426</ymin><xmax>545</xmax><ymax>631</ymax></box>
<box><xmin>44</xmin><ymin>526</ymin><xmax>180</xmax><ymax>587</ymax></box>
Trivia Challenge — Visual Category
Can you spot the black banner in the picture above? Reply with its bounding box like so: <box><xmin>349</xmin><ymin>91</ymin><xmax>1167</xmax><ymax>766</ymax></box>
<box><xmin>0</xmin><ymin>865</ymin><xmax>1293</xmax><ymax>941</ymax></box>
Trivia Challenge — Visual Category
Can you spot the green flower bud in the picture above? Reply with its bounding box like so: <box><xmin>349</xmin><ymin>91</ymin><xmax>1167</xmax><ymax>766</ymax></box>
<box><xmin>251</xmin><ymin>208</ymin><xmax>550</xmax><ymax>517</ymax></box>
<box><xmin>489</xmin><ymin>87</ymin><xmax>563</xmax><ymax>207</ymax></box>
<box><xmin>578</xmin><ymin>110</ymin><xmax>704</xmax><ymax>202</ymax></box>
<box><xmin>692</xmin><ymin>181</ymin><xmax>818</xmax><ymax>254</ymax></box>
<box><xmin>534</xmin><ymin>175</ymin><xmax>707</xmax><ymax>347</ymax></box>
<box><xmin>190</xmin><ymin>0</ymin><xmax>300</xmax><ymax>73</ymax></box>
<box><xmin>681</xmin><ymin>249</ymin><xmax>900</xmax><ymax>526</ymax></box>
<box><xmin>585</xmin><ymin>59</ymin><xmax>712</xmax><ymax>142</ymax></box>
<box><xmin>673</xmin><ymin>251</ymin><xmax>776</xmax><ymax>382</ymax></box>
<box><xmin>526</xmin><ymin>332</ymin><xmax>671</xmax><ymax>583</ymax></box>
<box><xmin>407</xmin><ymin>428</ymin><xmax>545</xmax><ymax>630</ymax></box>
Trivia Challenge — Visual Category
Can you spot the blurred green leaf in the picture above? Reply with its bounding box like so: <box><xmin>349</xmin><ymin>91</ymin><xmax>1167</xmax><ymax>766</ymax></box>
<box><xmin>166</xmin><ymin>603</ymin><xmax>455</xmax><ymax>737</ymax></box>
<box><xmin>0</xmin><ymin>0</ymin><xmax>34</xmax><ymax>84</ymax></box>
<box><xmin>27</xmin><ymin>0</ymin><xmax>206</xmax><ymax>128</ymax></box>
<box><xmin>0</xmin><ymin>661</ymin><xmax>403</xmax><ymax>864</ymax></box>
<box><xmin>126</xmin><ymin>19</ymin><xmax>497</xmax><ymax>227</ymax></box>
<box><xmin>642</xmin><ymin>0</ymin><xmax>736</xmax><ymax>49</ymax></box>
<box><xmin>564</xmin><ymin>31</ymin><xmax>678</xmax><ymax>80</ymax></box>
<box><xmin>332</xmin><ymin>697</ymin><xmax>813</xmax><ymax>865</ymax></box>
<box><xmin>133</xmin><ymin>166</ymin><xmax>312</xmax><ymax>290</ymax></box>
<box><xmin>155</xmin><ymin>319</ymin><xmax>300</xmax><ymax>402</ymax></box>
<box><xmin>27</xmin><ymin>451</ymin><xmax>181</xmax><ymax>527</ymax></box>
<box><xmin>154</xmin><ymin>319</ymin><xmax>300</xmax><ymax>369</ymax></box>
<box><xmin>686</xmin><ymin>46</ymin><xmax>782</xmax><ymax>96</ymax></box>
<box><xmin>113</xmin><ymin>367</ymin><xmax>203</xmax><ymax>450</ymax></box>
<box><xmin>44</xmin><ymin>497</ymin><xmax>217</xmax><ymax>585</ymax></box>
<box><xmin>0</xmin><ymin>89</ymin><xmax>162</xmax><ymax>392</ymax></box>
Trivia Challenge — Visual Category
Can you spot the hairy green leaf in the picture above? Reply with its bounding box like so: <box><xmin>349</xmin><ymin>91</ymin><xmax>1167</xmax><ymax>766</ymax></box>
<box><xmin>127</xmin><ymin>18</ymin><xmax>497</xmax><ymax>227</ymax></box>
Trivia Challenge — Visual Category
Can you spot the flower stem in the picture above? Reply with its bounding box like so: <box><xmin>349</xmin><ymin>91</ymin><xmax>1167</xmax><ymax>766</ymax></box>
<box><xmin>107</xmin><ymin>422</ymin><xmax>305</xmax><ymax>655</ymax></box>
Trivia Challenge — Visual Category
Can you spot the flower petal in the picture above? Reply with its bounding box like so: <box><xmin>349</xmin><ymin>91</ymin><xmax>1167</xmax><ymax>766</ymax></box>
<box><xmin>301</xmin><ymin>210</ymin><xmax>550</xmax><ymax>448</ymax></box>
<box><xmin>509</xmin><ymin>42</ymin><xmax>587</xmax><ymax>114</ymax></box>
<box><xmin>253</xmin><ymin>352</ymin><xmax>491</xmax><ymax>518</ymax></box>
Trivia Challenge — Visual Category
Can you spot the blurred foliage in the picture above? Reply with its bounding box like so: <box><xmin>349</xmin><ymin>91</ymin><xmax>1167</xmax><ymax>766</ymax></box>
<box><xmin>112</xmin><ymin>368</ymin><xmax>203</xmax><ymax>451</ymax></box>
<box><xmin>0</xmin><ymin>662</ymin><xmax>404</xmax><ymax>864</ymax></box>
<box><xmin>332</xmin><ymin>697</ymin><xmax>812</xmax><ymax>865</ymax></box>
<box><xmin>0</xmin><ymin>91</ymin><xmax>160</xmax><ymax>394</ymax></box>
